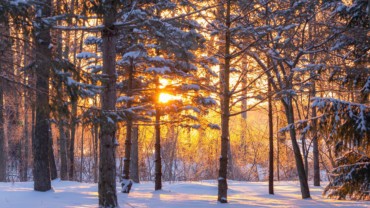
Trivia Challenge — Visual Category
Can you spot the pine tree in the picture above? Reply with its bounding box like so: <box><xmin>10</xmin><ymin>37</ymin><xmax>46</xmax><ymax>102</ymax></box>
<box><xmin>33</xmin><ymin>0</ymin><xmax>53</xmax><ymax>191</ymax></box>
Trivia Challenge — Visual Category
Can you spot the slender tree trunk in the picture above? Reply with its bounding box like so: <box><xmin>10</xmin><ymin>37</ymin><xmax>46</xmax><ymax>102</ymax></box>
<box><xmin>268</xmin><ymin>79</ymin><xmax>274</xmax><ymax>195</ymax></box>
<box><xmin>122</xmin><ymin>60</ymin><xmax>134</xmax><ymax>190</ymax></box>
<box><xmin>302</xmin><ymin>134</ymin><xmax>309</xmax><ymax>177</ymax></box>
<box><xmin>240</xmin><ymin>73</ymin><xmax>247</xmax><ymax>161</ymax></box>
<box><xmin>59</xmin><ymin>121</ymin><xmax>68</xmax><ymax>180</ymax></box>
<box><xmin>20</xmin><ymin>89</ymin><xmax>29</xmax><ymax>182</ymax></box>
<box><xmin>311</xmin><ymin>82</ymin><xmax>320</xmax><ymax>186</ymax></box>
<box><xmin>218</xmin><ymin>0</ymin><xmax>231</xmax><ymax>203</ymax></box>
<box><xmin>99</xmin><ymin>0</ymin><xmax>118</xmax><ymax>206</ymax></box>
<box><xmin>49</xmin><ymin>124</ymin><xmax>57</xmax><ymax>180</ymax></box>
<box><xmin>20</xmin><ymin>26</ymin><xmax>30</xmax><ymax>182</ymax></box>
<box><xmin>155</xmin><ymin>106</ymin><xmax>162</xmax><ymax>190</ymax></box>
<box><xmin>0</xmin><ymin>10</ymin><xmax>14</xmax><ymax>182</ymax></box>
<box><xmin>283</xmin><ymin>99</ymin><xmax>310</xmax><ymax>199</ymax></box>
<box><xmin>130</xmin><ymin>126</ymin><xmax>139</xmax><ymax>183</ymax></box>
<box><xmin>32</xmin><ymin>0</ymin><xmax>53</xmax><ymax>191</ymax></box>
<box><xmin>69</xmin><ymin>97</ymin><xmax>77</xmax><ymax>180</ymax></box>
<box><xmin>276</xmin><ymin>115</ymin><xmax>280</xmax><ymax>181</ymax></box>
<box><xmin>80</xmin><ymin>124</ymin><xmax>84</xmax><ymax>182</ymax></box>
<box><xmin>0</xmin><ymin>76</ymin><xmax>6</xmax><ymax>182</ymax></box>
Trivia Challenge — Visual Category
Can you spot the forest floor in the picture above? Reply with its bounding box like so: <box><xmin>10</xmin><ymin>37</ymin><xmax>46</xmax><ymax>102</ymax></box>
<box><xmin>0</xmin><ymin>180</ymin><xmax>369</xmax><ymax>207</ymax></box>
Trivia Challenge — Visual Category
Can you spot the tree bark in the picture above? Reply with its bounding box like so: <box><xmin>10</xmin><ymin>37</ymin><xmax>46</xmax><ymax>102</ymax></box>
<box><xmin>218</xmin><ymin>0</ymin><xmax>231</xmax><ymax>203</ymax></box>
<box><xmin>276</xmin><ymin>115</ymin><xmax>280</xmax><ymax>181</ymax></box>
<box><xmin>268</xmin><ymin>79</ymin><xmax>274</xmax><ymax>195</ymax></box>
<box><xmin>80</xmin><ymin>125</ymin><xmax>84</xmax><ymax>182</ymax></box>
<box><xmin>32</xmin><ymin>0</ymin><xmax>52</xmax><ymax>191</ymax></box>
<box><xmin>283</xmin><ymin>99</ymin><xmax>310</xmax><ymax>198</ymax></box>
<box><xmin>122</xmin><ymin>60</ymin><xmax>134</xmax><ymax>189</ymax></box>
<box><xmin>49</xmin><ymin>124</ymin><xmax>57</xmax><ymax>180</ymax></box>
<box><xmin>155</xmin><ymin>106</ymin><xmax>162</xmax><ymax>190</ymax></box>
<box><xmin>0</xmin><ymin>76</ymin><xmax>6</xmax><ymax>182</ymax></box>
<box><xmin>69</xmin><ymin>97</ymin><xmax>78</xmax><ymax>180</ymax></box>
<box><xmin>130</xmin><ymin>126</ymin><xmax>139</xmax><ymax>183</ymax></box>
<box><xmin>98</xmin><ymin>0</ymin><xmax>118</xmax><ymax>206</ymax></box>
<box><xmin>0</xmin><ymin>16</ymin><xmax>11</xmax><ymax>182</ymax></box>
<box><xmin>311</xmin><ymin>82</ymin><xmax>320</xmax><ymax>186</ymax></box>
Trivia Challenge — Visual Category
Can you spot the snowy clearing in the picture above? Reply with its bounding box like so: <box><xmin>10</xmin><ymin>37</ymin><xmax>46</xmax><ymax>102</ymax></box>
<box><xmin>1</xmin><ymin>180</ymin><xmax>369</xmax><ymax>208</ymax></box>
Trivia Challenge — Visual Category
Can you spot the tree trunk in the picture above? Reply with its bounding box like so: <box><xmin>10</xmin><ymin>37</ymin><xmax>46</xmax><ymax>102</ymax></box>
<box><xmin>268</xmin><ymin>79</ymin><xmax>274</xmax><ymax>195</ymax></box>
<box><xmin>308</xmin><ymin>0</ymin><xmax>320</xmax><ymax>187</ymax></box>
<box><xmin>276</xmin><ymin>115</ymin><xmax>280</xmax><ymax>181</ymax></box>
<box><xmin>122</xmin><ymin>60</ymin><xmax>134</xmax><ymax>189</ymax></box>
<box><xmin>32</xmin><ymin>0</ymin><xmax>52</xmax><ymax>191</ymax></box>
<box><xmin>283</xmin><ymin>99</ymin><xmax>310</xmax><ymax>199</ymax></box>
<box><xmin>0</xmin><ymin>11</ymin><xmax>14</xmax><ymax>182</ymax></box>
<box><xmin>130</xmin><ymin>126</ymin><xmax>139</xmax><ymax>183</ymax></box>
<box><xmin>69</xmin><ymin>97</ymin><xmax>78</xmax><ymax>180</ymax></box>
<box><xmin>49</xmin><ymin>124</ymin><xmax>57</xmax><ymax>180</ymax></box>
<box><xmin>302</xmin><ymin>134</ymin><xmax>309</xmax><ymax>177</ymax></box>
<box><xmin>80</xmin><ymin>125</ymin><xmax>84</xmax><ymax>182</ymax></box>
<box><xmin>59</xmin><ymin>121</ymin><xmax>68</xmax><ymax>180</ymax></box>
<box><xmin>0</xmin><ymin>76</ymin><xmax>6</xmax><ymax>182</ymax></box>
<box><xmin>20</xmin><ymin>90</ymin><xmax>29</xmax><ymax>182</ymax></box>
<box><xmin>311</xmin><ymin>82</ymin><xmax>320</xmax><ymax>186</ymax></box>
<box><xmin>20</xmin><ymin>27</ymin><xmax>30</xmax><ymax>182</ymax></box>
<box><xmin>155</xmin><ymin>106</ymin><xmax>162</xmax><ymax>190</ymax></box>
<box><xmin>98</xmin><ymin>0</ymin><xmax>118</xmax><ymax>206</ymax></box>
<box><xmin>240</xmin><ymin>72</ymin><xmax>247</xmax><ymax>161</ymax></box>
<box><xmin>218</xmin><ymin>0</ymin><xmax>231</xmax><ymax>203</ymax></box>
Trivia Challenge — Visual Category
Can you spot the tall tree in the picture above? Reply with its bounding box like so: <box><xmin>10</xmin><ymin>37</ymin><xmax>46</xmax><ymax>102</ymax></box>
<box><xmin>33</xmin><ymin>0</ymin><xmax>53</xmax><ymax>191</ymax></box>
<box><xmin>218</xmin><ymin>0</ymin><xmax>231</xmax><ymax>203</ymax></box>
<box><xmin>268</xmin><ymin>79</ymin><xmax>274</xmax><ymax>195</ymax></box>
<box><xmin>130</xmin><ymin>126</ymin><xmax>139</xmax><ymax>183</ymax></box>
<box><xmin>98</xmin><ymin>0</ymin><xmax>119</xmax><ymax>206</ymax></box>
<box><xmin>0</xmin><ymin>4</ymin><xmax>11</xmax><ymax>182</ymax></box>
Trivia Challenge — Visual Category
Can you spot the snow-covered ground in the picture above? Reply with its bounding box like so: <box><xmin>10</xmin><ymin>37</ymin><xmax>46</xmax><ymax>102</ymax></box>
<box><xmin>1</xmin><ymin>180</ymin><xmax>369</xmax><ymax>208</ymax></box>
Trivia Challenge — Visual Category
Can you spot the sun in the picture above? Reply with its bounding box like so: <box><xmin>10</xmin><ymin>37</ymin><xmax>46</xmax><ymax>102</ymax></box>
<box><xmin>158</xmin><ymin>93</ymin><xmax>181</xmax><ymax>103</ymax></box>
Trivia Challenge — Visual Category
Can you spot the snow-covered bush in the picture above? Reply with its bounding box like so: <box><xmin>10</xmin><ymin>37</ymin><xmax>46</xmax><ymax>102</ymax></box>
<box><xmin>323</xmin><ymin>151</ymin><xmax>370</xmax><ymax>200</ymax></box>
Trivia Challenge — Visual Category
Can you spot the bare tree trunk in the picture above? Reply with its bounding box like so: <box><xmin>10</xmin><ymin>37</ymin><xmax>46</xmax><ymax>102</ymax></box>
<box><xmin>80</xmin><ymin>124</ymin><xmax>84</xmax><ymax>182</ymax></box>
<box><xmin>155</xmin><ymin>106</ymin><xmax>162</xmax><ymax>190</ymax></box>
<box><xmin>308</xmin><ymin>0</ymin><xmax>320</xmax><ymax>187</ymax></box>
<box><xmin>0</xmin><ymin>16</ymin><xmax>11</xmax><ymax>182</ymax></box>
<box><xmin>218</xmin><ymin>0</ymin><xmax>231</xmax><ymax>203</ymax></box>
<box><xmin>122</xmin><ymin>60</ymin><xmax>134</xmax><ymax>191</ymax></box>
<box><xmin>311</xmin><ymin>83</ymin><xmax>320</xmax><ymax>186</ymax></box>
<box><xmin>268</xmin><ymin>79</ymin><xmax>274</xmax><ymax>195</ymax></box>
<box><xmin>240</xmin><ymin>74</ymin><xmax>247</xmax><ymax>160</ymax></box>
<box><xmin>283</xmin><ymin>99</ymin><xmax>310</xmax><ymax>199</ymax></box>
<box><xmin>98</xmin><ymin>0</ymin><xmax>118</xmax><ymax>206</ymax></box>
<box><xmin>302</xmin><ymin>134</ymin><xmax>309</xmax><ymax>177</ymax></box>
<box><xmin>20</xmin><ymin>26</ymin><xmax>30</xmax><ymax>182</ymax></box>
<box><xmin>130</xmin><ymin>126</ymin><xmax>139</xmax><ymax>183</ymax></box>
<box><xmin>276</xmin><ymin>115</ymin><xmax>280</xmax><ymax>181</ymax></box>
<box><xmin>59</xmin><ymin>121</ymin><xmax>68</xmax><ymax>180</ymax></box>
<box><xmin>33</xmin><ymin>0</ymin><xmax>52</xmax><ymax>191</ymax></box>
<box><xmin>49</xmin><ymin>124</ymin><xmax>57</xmax><ymax>180</ymax></box>
<box><xmin>20</xmin><ymin>90</ymin><xmax>29</xmax><ymax>181</ymax></box>
<box><xmin>0</xmin><ymin>77</ymin><xmax>6</xmax><ymax>182</ymax></box>
<box><xmin>69</xmin><ymin>97</ymin><xmax>77</xmax><ymax>180</ymax></box>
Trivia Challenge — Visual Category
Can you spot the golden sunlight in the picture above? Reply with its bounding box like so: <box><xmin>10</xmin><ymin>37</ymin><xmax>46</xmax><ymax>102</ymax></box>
<box><xmin>158</xmin><ymin>93</ymin><xmax>181</xmax><ymax>103</ymax></box>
